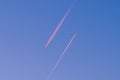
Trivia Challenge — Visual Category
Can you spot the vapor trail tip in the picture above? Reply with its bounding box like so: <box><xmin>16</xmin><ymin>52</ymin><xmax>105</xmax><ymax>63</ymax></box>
<box><xmin>45</xmin><ymin>44</ymin><xmax>48</xmax><ymax>48</ymax></box>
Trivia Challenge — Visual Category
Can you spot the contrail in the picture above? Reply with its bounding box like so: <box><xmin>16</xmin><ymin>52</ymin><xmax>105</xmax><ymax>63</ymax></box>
<box><xmin>45</xmin><ymin>0</ymin><xmax>78</xmax><ymax>47</ymax></box>
<box><xmin>46</xmin><ymin>32</ymin><xmax>77</xmax><ymax>80</ymax></box>
<box><xmin>45</xmin><ymin>8</ymin><xmax>72</xmax><ymax>47</ymax></box>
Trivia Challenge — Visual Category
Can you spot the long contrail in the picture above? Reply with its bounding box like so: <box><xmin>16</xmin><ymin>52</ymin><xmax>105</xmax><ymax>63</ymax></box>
<box><xmin>46</xmin><ymin>32</ymin><xmax>77</xmax><ymax>80</ymax></box>
<box><xmin>45</xmin><ymin>8</ymin><xmax>72</xmax><ymax>47</ymax></box>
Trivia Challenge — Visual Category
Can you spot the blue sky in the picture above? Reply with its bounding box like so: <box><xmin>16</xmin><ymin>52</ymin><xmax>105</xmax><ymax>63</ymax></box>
<box><xmin>0</xmin><ymin>0</ymin><xmax>120</xmax><ymax>80</ymax></box>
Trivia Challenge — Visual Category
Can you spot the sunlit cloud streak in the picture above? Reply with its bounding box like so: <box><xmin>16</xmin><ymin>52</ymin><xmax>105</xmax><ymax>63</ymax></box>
<box><xmin>46</xmin><ymin>32</ymin><xmax>77</xmax><ymax>80</ymax></box>
<box><xmin>45</xmin><ymin>8</ymin><xmax>72</xmax><ymax>47</ymax></box>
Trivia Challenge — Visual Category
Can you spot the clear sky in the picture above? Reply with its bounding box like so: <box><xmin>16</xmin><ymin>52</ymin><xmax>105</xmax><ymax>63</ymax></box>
<box><xmin>0</xmin><ymin>0</ymin><xmax>120</xmax><ymax>80</ymax></box>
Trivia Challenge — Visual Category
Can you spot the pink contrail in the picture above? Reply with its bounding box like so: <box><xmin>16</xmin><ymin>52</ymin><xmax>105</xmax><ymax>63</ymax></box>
<box><xmin>45</xmin><ymin>8</ymin><xmax>72</xmax><ymax>47</ymax></box>
<box><xmin>46</xmin><ymin>32</ymin><xmax>77</xmax><ymax>80</ymax></box>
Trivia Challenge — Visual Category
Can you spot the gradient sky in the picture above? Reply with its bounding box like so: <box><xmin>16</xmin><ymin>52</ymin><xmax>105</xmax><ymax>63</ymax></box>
<box><xmin>0</xmin><ymin>0</ymin><xmax>120</xmax><ymax>80</ymax></box>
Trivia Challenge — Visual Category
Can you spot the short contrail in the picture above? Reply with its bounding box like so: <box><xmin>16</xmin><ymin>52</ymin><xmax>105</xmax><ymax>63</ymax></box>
<box><xmin>46</xmin><ymin>32</ymin><xmax>77</xmax><ymax>80</ymax></box>
<box><xmin>45</xmin><ymin>8</ymin><xmax>72</xmax><ymax>47</ymax></box>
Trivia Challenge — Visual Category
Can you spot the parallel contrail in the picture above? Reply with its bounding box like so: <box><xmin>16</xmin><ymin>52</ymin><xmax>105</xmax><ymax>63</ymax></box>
<box><xmin>45</xmin><ymin>8</ymin><xmax>72</xmax><ymax>47</ymax></box>
<box><xmin>46</xmin><ymin>32</ymin><xmax>77</xmax><ymax>80</ymax></box>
